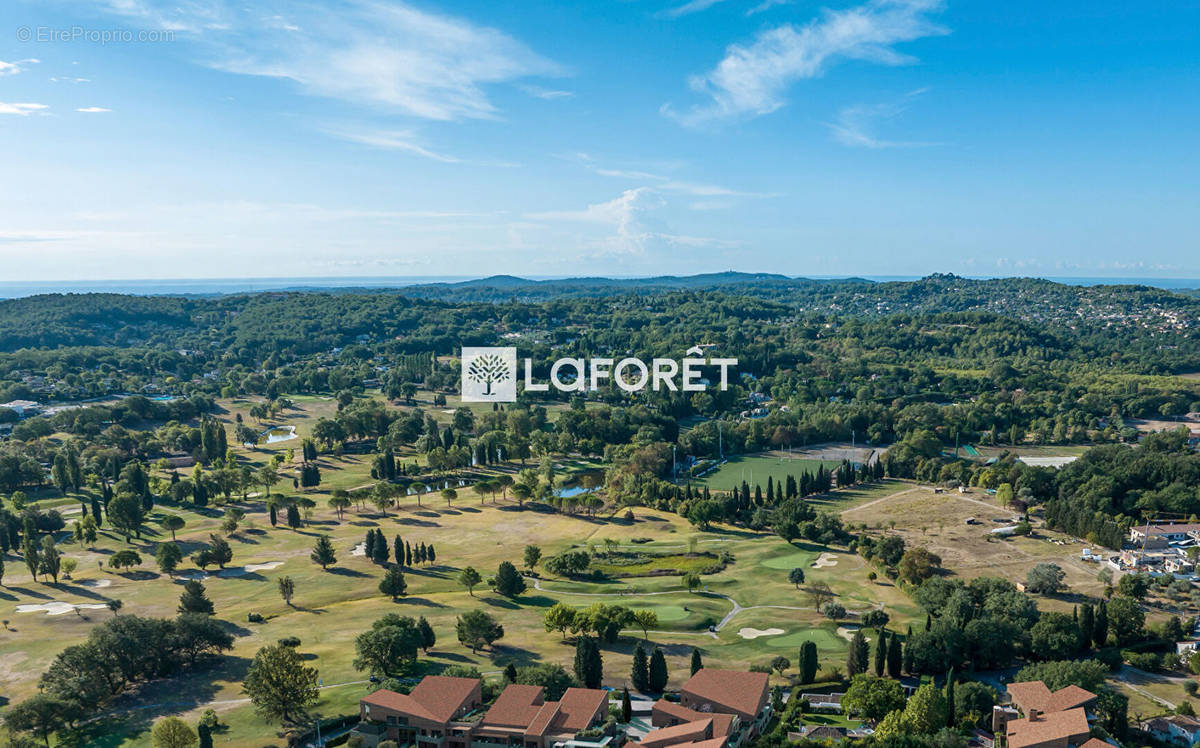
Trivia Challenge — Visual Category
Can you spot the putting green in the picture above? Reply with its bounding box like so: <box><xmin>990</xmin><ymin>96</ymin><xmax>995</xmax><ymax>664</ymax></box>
<box><xmin>760</xmin><ymin>550</ymin><xmax>818</xmax><ymax>570</ymax></box>
<box><xmin>763</xmin><ymin>628</ymin><xmax>845</xmax><ymax>650</ymax></box>
<box><xmin>633</xmin><ymin>604</ymin><xmax>689</xmax><ymax>622</ymax></box>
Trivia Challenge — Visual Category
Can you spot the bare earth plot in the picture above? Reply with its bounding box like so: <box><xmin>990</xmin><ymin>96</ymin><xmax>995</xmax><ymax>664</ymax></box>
<box><xmin>841</xmin><ymin>486</ymin><xmax>1108</xmax><ymax>604</ymax></box>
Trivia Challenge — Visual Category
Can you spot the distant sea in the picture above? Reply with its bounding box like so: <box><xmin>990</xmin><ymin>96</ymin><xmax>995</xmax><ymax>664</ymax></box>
<box><xmin>0</xmin><ymin>275</ymin><xmax>1198</xmax><ymax>299</ymax></box>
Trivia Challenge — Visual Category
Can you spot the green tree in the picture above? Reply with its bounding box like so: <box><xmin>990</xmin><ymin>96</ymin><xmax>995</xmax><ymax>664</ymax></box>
<box><xmin>1106</xmin><ymin>595</ymin><xmax>1145</xmax><ymax>645</ymax></box>
<box><xmin>544</xmin><ymin>602</ymin><xmax>577</xmax><ymax>640</ymax></box>
<box><xmin>1025</xmin><ymin>563</ymin><xmax>1067</xmax><ymax>595</ymax></box>
<box><xmin>524</xmin><ymin>544</ymin><xmax>542</xmax><ymax>570</ymax></box>
<box><xmin>160</xmin><ymin>514</ymin><xmax>186</xmax><ymax>541</ymax></box>
<box><xmin>207</xmin><ymin>534</ymin><xmax>233</xmax><ymax>568</ymax></box>
<box><xmin>179</xmin><ymin>580</ymin><xmax>215</xmax><ymax>615</ymax></box>
<box><xmin>38</xmin><ymin>536</ymin><xmax>62</xmax><ymax>584</ymax></box>
<box><xmin>886</xmin><ymin>631</ymin><xmax>903</xmax><ymax>678</ymax></box>
<box><xmin>846</xmin><ymin>630</ymin><xmax>869</xmax><ymax>676</ymax></box>
<box><xmin>353</xmin><ymin>614</ymin><xmax>423</xmax><ymax>676</ymax></box>
<box><xmin>151</xmin><ymin>716</ymin><xmax>198</xmax><ymax>748</ymax></box>
<box><xmin>310</xmin><ymin>535</ymin><xmax>337</xmax><ymax>570</ymax></box>
<box><xmin>458</xmin><ymin>566</ymin><xmax>482</xmax><ymax>596</ymax></box>
<box><xmin>843</xmin><ymin>674</ymin><xmax>906</xmax><ymax>721</ymax></box>
<box><xmin>649</xmin><ymin>647</ymin><xmax>668</xmax><ymax>692</ymax></box>
<box><xmin>621</xmin><ymin>687</ymin><xmax>633</xmax><ymax>724</ymax></box>
<box><xmin>4</xmin><ymin>694</ymin><xmax>78</xmax><ymax>747</ymax></box>
<box><xmin>108</xmin><ymin>549</ymin><xmax>143</xmax><ymax>571</ymax></box>
<box><xmin>108</xmin><ymin>493</ymin><xmax>145</xmax><ymax>541</ymax></box>
<box><xmin>902</xmin><ymin>684</ymin><xmax>950</xmax><ymax>735</ymax></box>
<box><xmin>457</xmin><ymin>609</ymin><xmax>504</xmax><ymax>653</ymax></box>
<box><xmin>493</xmin><ymin>560</ymin><xmax>526</xmax><ymax>598</ymax></box>
<box><xmin>799</xmin><ymin>640</ymin><xmax>819</xmax><ymax>684</ymax></box>
<box><xmin>418</xmin><ymin>616</ymin><xmax>436</xmax><ymax>652</ymax></box>
<box><xmin>690</xmin><ymin>647</ymin><xmax>703</xmax><ymax>676</ymax></box>
<box><xmin>788</xmin><ymin>567</ymin><xmax>806</xmax><ymax>588</ymax></box>
<box><xmin>574</xmin><ymin>636</ymin><xmax>603</xmax><ymax>689</ymax></box>
<box><xmin>632</xmin><ymin>609</ymin><xmax>659</xmax><ymax>640</ymax></box>
<box><xmin>379</xmin><ymin>567</ymin><xmax>407</xmax><ymax>601</ymax></box>
<box><xmin>874</xmin><ymin>630</ymin><xmax>888</xmax><ymax>676</ymax></box>
<box><xmin>156</xmin><ymin>542</ymin><xmax>183</xmax><ymax>576</ymax></box>
<box><xmin>242</xmin><ymin>643</ymin><xmax>319</xmax><ymax>725</ymax></box>
<box><xmin>278</xmin><ymin>576</ymin><xmax>296</xmax><ymax>607</ymax></box>
<box><xmin>631</xmin><ymin>641</ymin><xmax>649</xmax><ymax>691</ymax></box>
<box><xmin>1030</xmin><ymin>612</ymin><xmax>1082</xmax><ymax>660</ymax></box>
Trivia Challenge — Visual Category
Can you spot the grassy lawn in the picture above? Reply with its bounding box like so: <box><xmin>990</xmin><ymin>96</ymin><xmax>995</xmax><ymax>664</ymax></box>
<box><xmin>693</xmin><ymin>453</ymin><xmax>843</xmax><ymax>491</ymax></box>
<box><xmin>2</xmin><ymin>475</ymin><xmax>910</xmax><ymax>747</ymax></box>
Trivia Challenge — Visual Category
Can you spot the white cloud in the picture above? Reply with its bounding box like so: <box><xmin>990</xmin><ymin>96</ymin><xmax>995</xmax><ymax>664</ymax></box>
<box><xmin>520</xmin><ymin>84</ymin><xmax>574</xmax><ymax>100</ymax></box>
<box><xmin>665</xmin><ymin>0</ymin><xmax>947</xmax><ymax>125</ymax></box>
<box><xmin>0</xmin><ymin>102</ymin><xmax>49</xmax><ymax>115</ymax></box>
<box><xmin>662</xmin><ymin>0</ymin><xmax>729</xmax><ymax>18</ymax></box>
<box><xmin>94</xmin><ymin>0</ymin><xmax>563</xmax><ymax>121</ymax></box>
<box><xmin>325</xmin><ymin>127</ymin><xmax>463</xmax><ymax>162</ymax></box>
<box><xmin>51</xmin><ymin>76</ymin><xmax>92</xmax><ymax>83</ymax></box>
<box><xmin>77</xmin><ymin>106</ymin><xmax>112</xmax><ymax>113</ymax></box>
<box><xmin>525</xmin><ymin>188</ymin><xmax>739</xmax><ymax>256</ymax></box>
<box><xmin>827</xmin><ymin>88</ymin><xmax>935</xmax><ymax>148</ymax></box>
<box><xmin>0</xmin><ymin>58</ymin><xmax>39</xmax><ymax>77</ymax></box>
<box><xmin>746</xmin><ymin>0</ymin><xmax>791</xmax><ymax>15</ymax></box>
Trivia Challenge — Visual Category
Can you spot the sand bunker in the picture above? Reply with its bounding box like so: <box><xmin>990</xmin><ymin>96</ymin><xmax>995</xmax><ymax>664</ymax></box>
<box><xmin>217</xmin><ymin>561</ymin><xmax>283</xmax><ymax>577</ymax></box>
<box><xmin>80</xmin><ymin>579</ymin><xmax>113</xmax><ymax>588</ymax></box>
<box><xmin>17</xmin><ymin>602</ymin><xmax>110</xmax><ymax>616</ymax></box>
<box><xmin>179</xmin><ymin>570</ymin><xmax>210</xmax><ymax>580</ymax></box>
<box><xmin>351</xmin><ymin>542</ymin><xmax>366</xmax><ymax>556</ymax></box>
<box><xmin>812</xmin><ymin>552</ymin><xmax>838</xmax><ymax>568</ymax></box>
<box><xmin>836</xmin><ymin>625</ymin><xmax>860</xmax><ymax>641</ymax></box>
<box><xmin>738</xmin><ymin>627</ymin><xmax>785</xmax><ymax>640</ymax></box>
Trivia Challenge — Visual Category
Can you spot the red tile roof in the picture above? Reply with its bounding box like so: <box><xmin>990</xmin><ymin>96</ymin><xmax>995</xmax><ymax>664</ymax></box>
<box><xmin>362</xmin><ymin>677</ymin><xmax>481</xmax><ymax>724</ymax></box>
<box><xmin>554</xmin><ymin>688</ymin><xmax>610</xmax><ymax>732</ymax></box>
<box><xmin>640</xmin><ymin>719</ymin><xmax>713</xmax><ymax>748</ymax></box>
<box><xmin>652</xmin><ymin>701</ymin><xmax>735</xmax><ymax>736</ymax></box>
<box><xmin>482</xmin><ymin>684</ymin><xmax>545</xmax><ymax>728</ymax></box>
<box><xmin>682</xmin><ymin>670</ymin><xmax>769</xmax><ymax>720</ymax></box>
<box><xmin>1006</xmin><ymin>681</ymin><xmax>1097</xmax><ymax>717</ymax></box>
<box><xmin>1006</xmin><ymin>707</ymin><xmax>1089</xmax><ymax>748</ymax></box>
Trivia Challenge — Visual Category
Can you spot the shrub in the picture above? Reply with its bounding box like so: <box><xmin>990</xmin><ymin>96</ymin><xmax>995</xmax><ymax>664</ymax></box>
<box><xmin>248</xmin><ymin>612</ymin><xmax>265</xmax><ymax>623</ymax></box>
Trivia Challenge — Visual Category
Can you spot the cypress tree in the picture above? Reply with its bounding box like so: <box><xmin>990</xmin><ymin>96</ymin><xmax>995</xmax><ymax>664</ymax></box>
<box><xmin>847</xmin><ymin>630</ymin><xmax>869</xmax><ymax>676</ymax></box>
<box><xmin>504</xmin><ymin>662</ymin><xmax>518</xmax><ymax>682</ymax></box>
<box><xmin>887</xmin><ymin>631</ymin><xmax>903</xmax><ymax>678</ymax></box>
<box><xmin>631</xmin><ymin>642</ymin><xmax>649</xmax><ymax>691</ymax></box>
<box><xmin>649</xmin><ymin>647</ymin><xmax>669</xmax><ymax>692</ymax></box>
<box><xmin>372</xmin><ymin>530</ymin><xmax>389</xmax><ymax>564</ymax></box>
<box><xmin>394</xmin><ymin>535</ymin><xmax>405</xmax><ymax>567</ymax></box>
<box><xmin>621</xmin><ymin>688</ymin><xmax>633</xmax><ymax>723</ymax></box>
<box><xmin>405</xmin><ymin>541</ymin><xmax>413</xmax><ymax>566</ymax></box>
<box><xmin>1079</xmin><ymin>603</ymin><xmax>1095</xmax><ymax>650</ymax></box>
<box><xmin>1094</xmin><ymin>600</ymin><xmax>1108</xmax><ymax>647</ymax></box>
<box><xmin>874</xmin><ymin>630</ymin><xmax>887</xmax><ymax>677</ymax></box>
<box><xmin>418</xmin><ymin>616</ymin><xmax>436</xmax><ymax>651</ymax></box>
<box><xmin>799</xmin><ymin>640</ymin><xmax>818</xmax><ymax>684</ymax></box>
<box><xmin>574</xmin><ymin>636</ymin><xmax>603</xmax><ymax>689</ymax></box>
<box><xmin>268</xmin><ymin>504</ymin><xmax>277</xmax><ymax>527</ymax></box>
<box><xmin>945</xmin><ymin>668</ymin><xmax>956</xmax><ymax>727</ymax></box>
<box><xmin>690</xmin><ymin>647</ymin><xmax>703</xmax><ymax>676</ymax></box>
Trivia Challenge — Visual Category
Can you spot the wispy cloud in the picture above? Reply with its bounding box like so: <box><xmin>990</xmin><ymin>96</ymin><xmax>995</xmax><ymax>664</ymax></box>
<box><xmin>0</xmin><ymin>102</ymin><xmax>49</xmax><ymax>115</ymax></box>
<box><xmin>92</xmin><ymin>0</ymin><xmax>563</xmax><ymax>121</ymax></box>
<box><xmin>0</xmin><ymin>58</ymin><xmax>39</xmax><ymax>77</ymax></box>
<box><xmin>827</xmin><ymin>87</ymin><xmax>935</xmax><ymax>148</ymax></box>
<box><xmin>520</xmin><ymin>84</ymin><xmax>574</xmax><ymax>100</ymax></box>
<box><xmin>51</xmin><ymin>76</ymin><xmax>92</xmax><ymax>83</ymax></box>
<box><xmin>325</xmin><ymin>126</ymin><xmax>520</xmax><ymax>166</ymax></box>
<box><xmin>662</xmin><ymin>0</ymin><xmax>729</xmax><ymax>18</ymax></box>
<box><xmin>664</xmin><ymin>0</ymin><xmax>947</xmax><ymax>126</ymax></box>
<box><xmin>325</xmin><ymin>127</ymin><xmax>464</xmax><ymax>162</ymax></box>
<box><xmin>77</xmin><ymin>106</ymin><xmax>112</xmax><ymax>113</ymax></box>
<box><xmin>578</xmin><ymin>155</ymin><xmax>777</xmax><ymax>199</ymax></box>
<box><xmin>746</xmin><ymin>0</ymin><xmax>792</xmax><ymax>15</ymax></box>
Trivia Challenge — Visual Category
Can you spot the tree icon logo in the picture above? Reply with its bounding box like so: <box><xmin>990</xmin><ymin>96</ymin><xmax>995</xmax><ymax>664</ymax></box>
<box><xmin>461</xmin><ymin>347</ymin><xmax>517</xmax><ymax>402</ymax></box>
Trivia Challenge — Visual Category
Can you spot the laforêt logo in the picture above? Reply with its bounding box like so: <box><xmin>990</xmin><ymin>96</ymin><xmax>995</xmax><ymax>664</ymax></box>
<box><xmin>461</xmin><ymin>345</ymin><xmax>737</xmax><ymax>403</ymax></box>
<box><xmin>461</xmin><ymin>347</ymin><xmax>518</xmax><ymax>402</ymax></box>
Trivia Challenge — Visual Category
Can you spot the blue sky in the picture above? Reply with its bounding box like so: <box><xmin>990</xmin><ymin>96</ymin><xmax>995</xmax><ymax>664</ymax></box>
<box><xmin>1</xmin><ymin>0</ymin><xmax>1197</xmax><ymax>281</ymax></box>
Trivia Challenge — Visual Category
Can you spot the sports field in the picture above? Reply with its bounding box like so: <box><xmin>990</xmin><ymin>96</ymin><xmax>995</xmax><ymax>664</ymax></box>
<box><xmin>693</xmin><ymin>452</ymin><xmax>844</xmax><ymax>491</ymax></box>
